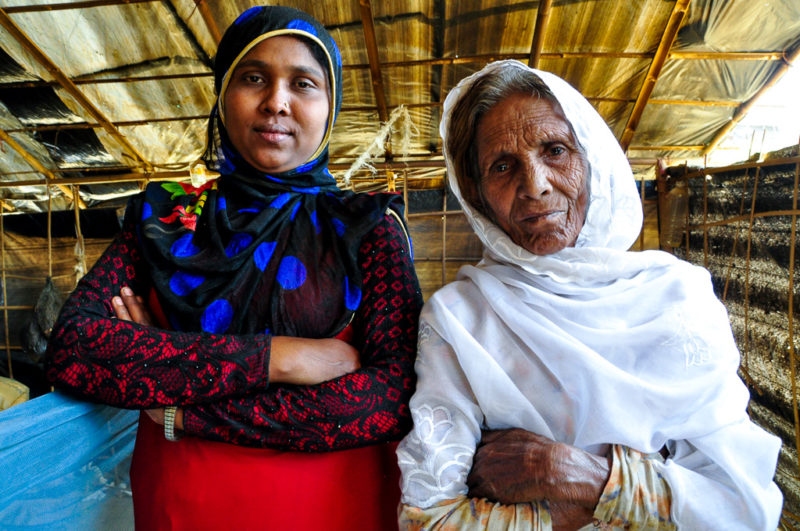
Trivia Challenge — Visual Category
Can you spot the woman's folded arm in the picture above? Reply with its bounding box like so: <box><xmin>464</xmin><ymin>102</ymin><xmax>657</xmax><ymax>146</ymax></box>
<box><xmin>181</xmin><ymin>212</ymin><xmax>424</xmax><ymax>450</ymax></box>
<box><xmin>45</xmin><ymin>213</ymin><xmax>271</xmax><ymax>408</ymax></box>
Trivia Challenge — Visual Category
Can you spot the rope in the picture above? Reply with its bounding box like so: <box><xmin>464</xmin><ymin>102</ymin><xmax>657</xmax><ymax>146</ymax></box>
<box><xmin>341</xmin><ymin>105</ymin><xmax>419</xmax><ymax>185</ymax></box>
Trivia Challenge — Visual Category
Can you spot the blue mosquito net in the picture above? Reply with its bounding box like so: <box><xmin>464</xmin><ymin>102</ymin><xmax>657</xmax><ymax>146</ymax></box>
<box><xmin>0</xmin><ymin>392</ymin><xmax>137</xmax><ymax>529</ymax></box>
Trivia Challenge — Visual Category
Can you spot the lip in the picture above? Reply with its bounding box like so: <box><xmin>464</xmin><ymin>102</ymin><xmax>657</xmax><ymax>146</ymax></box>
<box><xmin>254</xmin><ymin>124</ymin><xmax>292</xmax><ymax>143</ymax></box>
<box><xmin>519</xmin><ymin>210</ymin><xmax>564</xmax><ymax>224</ymax></box>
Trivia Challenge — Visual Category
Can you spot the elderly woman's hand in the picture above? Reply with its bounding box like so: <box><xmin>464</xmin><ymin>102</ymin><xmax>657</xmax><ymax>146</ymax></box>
<box><xmin>467</xmin><ymin>428</ymin><xmax>610</xmax><ymax>529</ymax></box>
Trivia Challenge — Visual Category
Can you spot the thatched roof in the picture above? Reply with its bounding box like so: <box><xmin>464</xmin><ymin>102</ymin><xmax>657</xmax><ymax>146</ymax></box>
<box><xmin>1</xmin><ymin>0</ymin><xmax>799</xmax><ymax>213</ymax></box>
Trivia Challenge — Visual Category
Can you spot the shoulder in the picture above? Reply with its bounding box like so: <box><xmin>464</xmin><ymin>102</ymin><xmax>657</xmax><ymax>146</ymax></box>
<box><xmin>360</xmin><ymin>205</ymin><xmax>412</xmax><ymax>253</ymax></box>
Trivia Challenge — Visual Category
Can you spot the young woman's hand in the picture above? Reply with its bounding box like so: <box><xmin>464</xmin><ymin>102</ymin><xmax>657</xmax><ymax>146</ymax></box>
<box><xmin>112</xmin><ymin>286</ymin><xmax>154</xmax><ymax>326</ymax></box>
<box><xmin>467</xmin><ymin>428</ymin><xmax>610</xmax><ymax>530</ymax></box>
<box><xmin>111</xmin><ymin>287</ymin><xmax>182</xmax><ymax>429</ymax></box>
<box><xmin>269</xmin><ymin>336</ymin><xmax>361</xmax><ymax>385</ymax></box>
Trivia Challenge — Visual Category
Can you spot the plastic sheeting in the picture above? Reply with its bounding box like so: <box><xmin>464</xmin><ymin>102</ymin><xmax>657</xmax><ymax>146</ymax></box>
<box><xmin>0</xmin><ymin>392</ymin><xmax>137</xmax><ymax>530</ymax></box>
<box><xmin>0</xmin><ymin>0</ymin><xmax>798</xmax><ymax>208</ymax></box>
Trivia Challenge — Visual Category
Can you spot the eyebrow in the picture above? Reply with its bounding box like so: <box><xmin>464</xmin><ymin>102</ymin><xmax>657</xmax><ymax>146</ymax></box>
<box><xmin>233</xmin><ymin>59</ymin><xmax>326</xmax><ymax>80</ymax></box>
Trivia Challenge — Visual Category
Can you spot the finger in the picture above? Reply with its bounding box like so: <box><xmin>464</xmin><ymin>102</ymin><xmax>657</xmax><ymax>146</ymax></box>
<box><xmin>120</xmin><ymin>287</ymin><xmax>153</xmax><ymax>326</ymax></box>
<box><xmin>112</xmin><ymin>296</ymin><xmax>133</xmax><ymax>321</ymax></box>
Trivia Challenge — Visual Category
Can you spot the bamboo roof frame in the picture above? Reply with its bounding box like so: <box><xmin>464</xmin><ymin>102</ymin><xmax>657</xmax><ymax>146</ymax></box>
<box><xmin>620</xmin><ymin>0</ymin><xmax>690</xmax><ymax>151</ymax></box>
<box><xmin>0</xmin><ymin>0</ymin><xmax>796</xmax><ymax>204</ymax></box>
<box><xmin>0</xmin><ymin>7</ymin><xmax>153</xmax><ymax>171</ymax></box>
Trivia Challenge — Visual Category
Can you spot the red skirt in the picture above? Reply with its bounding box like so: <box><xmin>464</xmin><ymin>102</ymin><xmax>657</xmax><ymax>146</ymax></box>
<box><xmin>130</xmin><ymin>413</ymin><xmax>401</xmax><ymax>530</ymax></box>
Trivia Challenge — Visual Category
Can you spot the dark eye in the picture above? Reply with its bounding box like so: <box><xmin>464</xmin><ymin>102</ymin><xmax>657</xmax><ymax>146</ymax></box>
<box><xmin>549</xmin><ymin>145</ymin><xmax>566</xmax><ymax>156</ymax></box>
<box><xmin>492</xmin><ymin>161</ymin><xmax>510</xmax><ymax>174</ymax></box>
<box><xmin>244</xmin><ymin>73</ymin><xmax>264</xmax><ymax>84</ymax></box>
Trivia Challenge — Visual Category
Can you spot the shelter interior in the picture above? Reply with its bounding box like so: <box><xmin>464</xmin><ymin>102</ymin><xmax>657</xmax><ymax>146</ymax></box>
<box><xmin>1</xmin><ymin>0</ymin><xmax>799</xmax><ymax>526</ymax></box>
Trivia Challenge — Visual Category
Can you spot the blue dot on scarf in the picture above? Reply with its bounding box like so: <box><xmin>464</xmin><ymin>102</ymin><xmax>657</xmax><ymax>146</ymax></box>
<box><xmin>263</xmin><ymin>327</ymin><xmax>271</xmax><ymax>336</ymax></box>
<box><xmin>269</xmin><ymin>193</ymin><xmax>291</xmax><ymax>209</ymax></box>
<box><xmin>225</xmin><ymin>233</ymin><xmax>253</xmax><ymax>257</ymax></box>
<box><xmin>286</xmin><ymin>19</ymin><xmax>317</xmax><ymax>37</ymax></box>
<box><xmin>142</xmin><ymin>203</ymin><xmax>152</xmax><ymax>220</ymax></box>
<box><xmin>169</xmin><ymin>271</ymin><xmax>206</xmax><ymax>296</ymax></box>
<box><xmin>290</xmin><ymin>202</ymin><xmax>301</xmax><ymax>220</ymax></box>
<box><xmin>217</xmin><ymin>196</ymin><xmax>227</xmax><ymax>213</ymax></box>
<box><xmin>343</xmin><ymin>276</ymin><xmax>361</xmax><ymax>310</ymax></box>
<box><xmin>294</xmin><ymin>161</ymin><xmax>315</xmax><ymax>173</ymax></box>
<box><xmin>332</xmin><ymin>218</ymin><xmax>346</xmax><ymax>237</ymax></box>
<box><xmin>201</xmin><ymin>299</ymin><xmax>233</xmax><ymax>334</ymax></box>
<box><xmin>310</xmin><ymin>211</ymin><xmax>320</xmax><ymax>233</ymax></box>
<box><xmin>323</xmin><ymin>168</ymin><xmax>335</xmax><ymax>181</ymax></box>
<box><xmin>265</xmin><ymin>175</ymin><xmax>285</xmax><ymax>183</ymax></box>
<box><xmin>171</xmin><ymin>233</ymin><xmax>200</xmax><ymax>257</ymax></box>
<box><xmin>292</xmin><ymin>186</ymin><xmax>320</xmax><ymax>194</ymax></box>
<box><xmin>234</xmin><ymin>6</ymin><xmax>260</xmax><ymax>25</ymax></box>
<box><xmin>277</xmin><ymin>256</ymin><xmax>306</xmax><ymax>290</ymax></box>
<box><xmin>254</xmin><ymin>241</ymin><xmax>277</xmax><ymax>271</ymax></box>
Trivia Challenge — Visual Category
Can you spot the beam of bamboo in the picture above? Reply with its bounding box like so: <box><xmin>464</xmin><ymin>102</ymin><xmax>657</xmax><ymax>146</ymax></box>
<box><xmin>620</xmin><ymin>0</ymin><xmax>690</xmax><ymax>151</ymax></box>
<box><xmin>703</xmin><ymin>44</ymin><xmax>800</xmax><ymax>157</ymax></box>
<box><xmin>0</xmin><ymin>7</ymin><xmax>151</xmax><ymax>170</ymax></box>
<box><xmin>0</xmin><ymin>71</ymin><xmax>211</xmax><ymax>89</ymax></box>
<box><xmin>788</xmin><ymin>159</ymin><xmax>800</xmax><ymax>477</ymax></box>
<box><xmin>628</xmin><ymin>145</ymin><xmax>704</xmax><ymax>151</ymax></box>
<box><xmin>684</xmin><ymin>155</ymin><xmax>800</xmax><ymax>179</ymax></box>
<box><xmin>193</xmin><ymin>0</ymin><xmax>221</xmax><ymax>45</ymax></box>
<box><xmin>358</xmin><ymin>0</ymin><xmax>390</xmax><ymax>126</ymax></box>
<box><xmin>2</xmin><ymin>0</ymin><xmax>156</xmax><ymax>14</ymax></box>
<box><xmin>0</xmin><ymin>128</ymin><xmax>86</xmax><ymax>208</ymax></box>
<box><xmin>4</xmin><ymin>114</ymin><xmax>208</xmax><ymax>134</ymax></box>
<box><xmin>528</xmin><ymin>0</ymin><xmax>553</xmax><ymax>69</ymax></box>
<box><xmin>343</xmin><ymin>50</ymin><xmax>782</xmax><ymax>71</ymax></box>
<box><xmin>0</xmin><ymin>201</ymin><xmax>11</xmax><ymax>379</ymax></box>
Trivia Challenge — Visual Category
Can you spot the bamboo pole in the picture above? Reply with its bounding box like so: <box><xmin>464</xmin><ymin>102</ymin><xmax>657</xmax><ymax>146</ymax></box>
<box><xmin>193</xmin><ymin>0</ymin><xmax>221</xmax><ymax>45</ymax></box>
<box><xmin>620</xmin><ymin>0</ymin><xmax>690</xmax><ymax>151</ymax></box>
<box><xmin>0</xmin><ymin>128</ymin><xmax>86</xmax><ymax>207</ymax></box>
<box><xmin>788</xmin><ymin>159</ymin><xmax>800</xmax><ymax>477</ymax></box>
<box><xmin>703</xmin><ymin>44</ymin><xmax>800</xmax><ymax>157</ymax></box>
<box><xmin>703</xmin><ymin>155</ymin><xmax>709</xmax><ymax>269</ymax></box>
<box><xmin>0</xmin><ymin>8</ymin><xmax>152</xmax><ymax>170</ymax></box>
<box><xmin>0</xmin><ymin>202</ymin><xmax>11</xmax><ymax>379</ymax></box>
<box><xmin>741</xmin><ymin>166</ymin><xmax>761</xmax><ymax>390</ymax></box>
<box><xmin>2</xmin><ymin>0</ymin><xmax>156</xmax><ymax>14</ymax></box>
<box><xmin>528</xmin><ymin>0</ymin><xmax>553</xmax><ymax>68</ymax></box>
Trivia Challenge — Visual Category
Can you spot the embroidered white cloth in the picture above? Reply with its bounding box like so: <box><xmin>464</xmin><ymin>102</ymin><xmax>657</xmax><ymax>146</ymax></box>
<box><xmin>397</xmin><ymin>60</ymin><xmax>782</xmax><ymax>529</ymax></box>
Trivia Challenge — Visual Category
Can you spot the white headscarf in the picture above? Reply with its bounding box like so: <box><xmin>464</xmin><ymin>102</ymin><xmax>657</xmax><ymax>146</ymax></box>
<box><xmin>407</xmin><ymin>60</ymin><xmax>782</xmax><ymax>528</ymax></box>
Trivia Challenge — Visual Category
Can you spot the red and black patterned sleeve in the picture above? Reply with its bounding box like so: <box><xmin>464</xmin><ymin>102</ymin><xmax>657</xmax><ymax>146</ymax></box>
<box><xmin>181</xmin><ymin>212</ymin><xmax>424</xmax><ymax>450</ymax></box>
<box><xmin>45</xmin><ymin>216</ymin><xmax>271</xmax><ymax>408</ymax></box>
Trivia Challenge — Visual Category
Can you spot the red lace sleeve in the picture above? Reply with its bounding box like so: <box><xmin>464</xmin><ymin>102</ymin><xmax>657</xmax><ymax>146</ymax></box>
<box><xmin>182</xmin><ymin>212</ymin><xmax>423</xmax><ymax>450</ymax></box>
<box><xmin>45</xmin><ymin>214</ymin><xmax>270</xmax><ymax>408</ymax></box>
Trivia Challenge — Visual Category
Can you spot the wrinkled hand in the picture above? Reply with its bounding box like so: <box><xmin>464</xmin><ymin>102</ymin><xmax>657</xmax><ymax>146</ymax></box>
<box><xmin>467</xmin><ymin>428</ymin><xmax>609</xmax><ymax>530</ymax></box>
<box><xmin>111</xmin><ymin>287</ymin><xmax>182</xmax><ymax>430</ymax></box>
<box><xmin>269</xmin><ymin>336</ymin><xmax>360</xmax><ymax>385</ymax></box>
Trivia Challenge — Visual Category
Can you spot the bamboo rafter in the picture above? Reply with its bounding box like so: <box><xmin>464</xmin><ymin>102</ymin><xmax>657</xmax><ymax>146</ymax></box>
<box><xmin>0</xmin><ymin>128</ymin><xmax>86</xmax><ymax>208</ymax></box>
<box><xmin>703</xmin><ymin>44</ymin><xmax>800</xmax><ymax>157</ymax></box>
<box><xmin>0</xmin><ymin>7</ymin><xmax>152</xmax><ymax>171</ymax></box>
<box><xmin>528</xmin><ymin>0</ymin><xmax>553</xmax><ymax>69</ymax></box>
<box><xmin>620</xmin><ymin>0</ymin><xmax>690</xmax><ymax>151</ymax></box>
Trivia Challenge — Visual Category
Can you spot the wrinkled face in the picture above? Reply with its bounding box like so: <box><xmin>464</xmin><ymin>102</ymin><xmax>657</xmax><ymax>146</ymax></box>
<box><xmin>223</xmin><ymin>36</ymin><xmax>330</xmax><ymax>174</ymax></box>
<box><xmin>476</xmin><ymin>93</ymin><xmax>589</xmax><ymax>255</ymax></box>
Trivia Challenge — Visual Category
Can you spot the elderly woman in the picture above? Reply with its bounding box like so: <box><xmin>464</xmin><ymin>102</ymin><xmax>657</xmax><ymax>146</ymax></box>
<box><xmin>397</xmin><ymin>60</ymin><xmax>782</xmax><ymax>530</ymax></box>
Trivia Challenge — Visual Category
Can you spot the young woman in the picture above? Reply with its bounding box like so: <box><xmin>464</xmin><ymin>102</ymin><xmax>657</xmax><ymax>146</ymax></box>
<box><xmin>46</xmin><ymin>6</ymin><xmax>422</xmax><ymax>530</ymax></box>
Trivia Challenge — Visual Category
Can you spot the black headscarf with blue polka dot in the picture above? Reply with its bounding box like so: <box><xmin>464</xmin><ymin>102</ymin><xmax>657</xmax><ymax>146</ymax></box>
<box><xmin>128</xmin><ymin>6</ymin><xmax>403</xmax><ymax>338</ymax></box>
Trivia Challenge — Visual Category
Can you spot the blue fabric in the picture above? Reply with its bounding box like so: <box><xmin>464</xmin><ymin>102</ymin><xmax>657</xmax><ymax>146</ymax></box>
<box><xmin>0</xmin><ymin>392</ymin><xmax>137</xmax><ymax>530</ymax></box>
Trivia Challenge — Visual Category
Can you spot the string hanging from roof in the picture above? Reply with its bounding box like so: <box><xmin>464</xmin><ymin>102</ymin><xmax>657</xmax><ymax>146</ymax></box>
<box><xmin>341</xmin><ymin>105</ymin><xmax>419</xmax><ymax>186</ymax></box>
